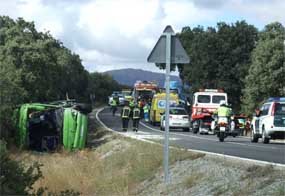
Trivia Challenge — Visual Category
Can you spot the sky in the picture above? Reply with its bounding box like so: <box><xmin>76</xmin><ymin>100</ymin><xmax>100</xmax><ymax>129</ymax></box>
<box><xmin>1</xmin><ymin>0</ymin><xmax>285</xmax><ymax>74</ymax></box>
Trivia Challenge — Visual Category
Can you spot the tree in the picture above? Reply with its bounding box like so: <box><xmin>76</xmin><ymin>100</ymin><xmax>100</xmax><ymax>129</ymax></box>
<box><xmin>176</xmin><ymin>21</ymin><xmax>257</xmax><ymax>112</ymax></box>
<box><xmin>242</xmin><ymin>22</ymin><xmax>285</xmax><ymax>114</ymax></box>
<box><xmin>87</xmin><ymin>72</ymin><xmax>122</xmax><ymax>103</ymax></box>
<box><xmin>0</xmin><ymin>16</ymin><xmax>89</xmax><ymax>141</ymax></box>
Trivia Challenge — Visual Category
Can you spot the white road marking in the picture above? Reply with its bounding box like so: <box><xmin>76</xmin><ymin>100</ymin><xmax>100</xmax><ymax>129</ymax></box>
<box><xmin>139</xmin><ymin>122</ymin><xmax>278</xmax><ymax>149</ymax></box>
<box><xmin>96</xmin><ymin>107</ymin><xmax>285</xmax><ymax>168</ymax></box>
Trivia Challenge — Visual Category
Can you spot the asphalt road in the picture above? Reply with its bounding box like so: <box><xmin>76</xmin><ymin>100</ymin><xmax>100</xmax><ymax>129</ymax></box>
<box><xmin>98</xmin><ymin>107</ymin><xmax>285</xmax><ymax>165</ymax></box>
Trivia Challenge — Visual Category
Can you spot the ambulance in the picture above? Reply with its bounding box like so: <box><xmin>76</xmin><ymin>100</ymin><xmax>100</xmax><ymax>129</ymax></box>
<box><xmin>191</xmin><ymin>89</ymin><xmax>228</xmax><ymax>134</ymax></box>
<box><xmin>150</xmin><ymin>92</ymin><xmax>179</xmax><ymax>125</ymax></box>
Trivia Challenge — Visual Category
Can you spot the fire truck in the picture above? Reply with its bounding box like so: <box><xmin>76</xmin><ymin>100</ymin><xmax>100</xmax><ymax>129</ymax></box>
<box><xmin>132</xmin><ymin>81</ymin><xmax>158</xmax><ymax>102</ymax></box>
<box><xmin>191</xmin><ymin>89</ymin><xmax>228</xmax><ymax>134</ymax></box>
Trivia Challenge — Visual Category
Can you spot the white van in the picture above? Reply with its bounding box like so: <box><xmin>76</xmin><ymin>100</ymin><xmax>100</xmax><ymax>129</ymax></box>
<box><xmin>251</xmin><ymin>97</ymin><xmax>285</xmax><ymax>143</ymax></box>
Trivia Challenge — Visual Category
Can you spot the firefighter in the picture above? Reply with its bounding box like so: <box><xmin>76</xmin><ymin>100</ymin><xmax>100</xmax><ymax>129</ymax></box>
<box><xmin>132</xmin><ymin>104</ymin><xmax>141</xmax><ymax>132</ymax></box>
<box><xmin>110</xmin><ymin>99</ymin><xmax>117</xmax><ymax>116</ymax></box>
<box><xmin>121</xmin><ymin>101</ymin><xmax>131</xmax><ymax>132</ymax></box>
<box><xmin>143</xmin><ymin>102</ymin><xmax>150</xmax><ymax>122</ymax></box>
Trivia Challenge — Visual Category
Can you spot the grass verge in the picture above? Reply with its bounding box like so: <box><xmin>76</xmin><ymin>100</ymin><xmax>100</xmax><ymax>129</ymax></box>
<box><xmin>12</xmin><ymin>110</ymin><xmax>205</xmax><ymax>195</ymax></box>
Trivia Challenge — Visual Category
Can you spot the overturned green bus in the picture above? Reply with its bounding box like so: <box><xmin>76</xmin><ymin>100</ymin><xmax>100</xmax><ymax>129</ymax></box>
<box><xmin>15</xmin><ymin>101</ymin><xmax>91</xmax><ymax>151</ymax></box>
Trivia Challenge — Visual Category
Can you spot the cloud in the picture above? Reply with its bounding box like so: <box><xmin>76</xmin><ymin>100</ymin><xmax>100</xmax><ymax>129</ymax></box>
<box><xmin>0</xmin><ymin>0</ymin><xmax>284</xmax><ymax>74</ymax></box>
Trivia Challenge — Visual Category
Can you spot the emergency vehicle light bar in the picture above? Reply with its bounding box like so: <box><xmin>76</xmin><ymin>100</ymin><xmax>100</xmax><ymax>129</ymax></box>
<box><xmin>267</xmin><ymin>97</ymin><xmax>285</xmax><ymax>102</ymax></box>
<box><xmin>198</xmin><ymin>89</ymin><xmax>224</xmax><ymax>93</ymax></box>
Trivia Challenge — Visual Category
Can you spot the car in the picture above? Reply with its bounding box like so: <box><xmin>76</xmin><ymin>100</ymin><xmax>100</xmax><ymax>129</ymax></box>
<box><xmin>251</xmin><ymin>97</ymin><xmax>285</xmax><ymax>144</ymax></box>
<box><xmin>231</xmin><ymin>115</ymin><xmax>247</xmax><ymax>136</ymax></box>
<box><xmin>108</xmin><ymin>92</ymin><xmax>124</xmax><ymax>106</ymax></box>
<box><xmin>160</xmin><ymin>107</ymin><xmax>190</xmax><ymax>132</ymax></box>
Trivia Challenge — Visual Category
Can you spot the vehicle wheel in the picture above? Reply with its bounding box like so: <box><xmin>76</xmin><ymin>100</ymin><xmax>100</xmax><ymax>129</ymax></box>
<box><xmin>193</xmin><ymin>128</ymin><xmax>198</xmax><ymax>134</ymax></box>
<box><xmin>262</xmin><ymin>128</ymin><xmax>270</xmax><ymax>144</ymax></box>
<box><xmin>219</xmin><ymin>132</ymin><xmax>225</xmax><ymax>142</ymax></box>
<box><xmin>183</xmin><ymin>128</ymin><xmax>190</xmax><ymax>132</ymax></box>
<box><xmin>198</xmin><ymin>120</ymin><xmax>203</xmax><ymax>134</ymax></box>
<box><xmin>161</xmin><ymin>126</ymin><xmax>165</xmax><ymax>131</ymax></box>
<box><xmin>251</xmin><ymin>131</ymin><xmax>258</xmax><ymax>143</ymax></box>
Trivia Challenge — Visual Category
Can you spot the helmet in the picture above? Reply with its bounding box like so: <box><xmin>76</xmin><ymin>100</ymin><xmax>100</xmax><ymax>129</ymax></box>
<box><xmin>219</xmin><ymin>100</ymin><xmax>226</xmax><ymax>106</ymax></box>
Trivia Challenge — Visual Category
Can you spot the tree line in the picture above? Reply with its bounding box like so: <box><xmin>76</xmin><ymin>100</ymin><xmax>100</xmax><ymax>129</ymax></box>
<box><xmin>0</xmin><ymin>16</ymin><xmax>124</xmax><ymax>140</ymax></box>
<box><xmin>172</xmin><ymin>21</ymin><xmax>284</xmax><ymax>114</ymax></box>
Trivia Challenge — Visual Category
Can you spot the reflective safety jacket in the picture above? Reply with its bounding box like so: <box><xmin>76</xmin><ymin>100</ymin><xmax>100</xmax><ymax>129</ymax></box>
<box><xmin>133</xmin><ymin>107</ymin><xmax>140</xmax><ymax>119</ymax></box>
<box><xmin>111</xmin><ymin>99</ymin><xmax>117</xmax><ymax>106</ymax></box>
<box><xmin>214</xmin><ymin>106</ymin><xmax>231</xmax><ymax>117</ymax></box>
<box><xmin>143</xmin><ymin>105</ymin><xmax>150</xmax><ymax>113</ymax></box>
<box><xmin>129</xmin><ymin>100</ymin><xmax>135</xmax><ymax>108</ymax></box>
<box><xmin>121</xmin><ymin>106</ymin><xmax>131</xmax><ymax>118</ymax></box>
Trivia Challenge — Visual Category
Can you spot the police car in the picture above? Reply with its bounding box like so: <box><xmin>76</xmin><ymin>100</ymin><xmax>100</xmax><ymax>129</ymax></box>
<box><xmin>251</xmin><ymin>97</ymin><xmax>285</xmax><ymax>143</ymax></box>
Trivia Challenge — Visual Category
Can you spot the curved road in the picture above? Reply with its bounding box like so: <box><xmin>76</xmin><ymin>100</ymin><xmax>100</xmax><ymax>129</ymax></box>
<box><xmin>98</xmin><ymin>107</ymin><xmax>285</xmax><ymax>165</ymax></box>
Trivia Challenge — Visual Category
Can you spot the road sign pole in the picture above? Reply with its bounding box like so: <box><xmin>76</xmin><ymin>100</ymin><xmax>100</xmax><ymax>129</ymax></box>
<box><xmin>147</xmin><ymin>25</ymin><xmax>190</xmax><ymax>184</ymax></box>
<box><xmin>164</xmin><ymin>33</ymin><xmax>171</xmax><ymax>183</ymax></box>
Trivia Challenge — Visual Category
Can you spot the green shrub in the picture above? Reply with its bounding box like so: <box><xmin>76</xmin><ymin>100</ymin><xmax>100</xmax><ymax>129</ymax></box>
<box><xmin>0</xmin><ymin>139</ymin><xmax>43</xmax><ymax>195</ymax></box>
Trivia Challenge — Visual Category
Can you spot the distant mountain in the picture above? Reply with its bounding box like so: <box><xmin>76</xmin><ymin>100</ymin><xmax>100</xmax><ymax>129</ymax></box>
<box><xmin>104</xmin><ymin>68</ymin><xmax>181</xmax><ymax>88</ymax></box>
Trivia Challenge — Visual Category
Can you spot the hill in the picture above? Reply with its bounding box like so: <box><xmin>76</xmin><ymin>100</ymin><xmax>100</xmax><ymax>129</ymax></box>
<box><xmin>104</xmin><ymin>68</ymin><xmax>181</xmax><ymax>87</ymax></box>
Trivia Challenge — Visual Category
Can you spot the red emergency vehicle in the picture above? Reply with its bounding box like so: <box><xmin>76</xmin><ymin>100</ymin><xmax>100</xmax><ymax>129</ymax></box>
<box><xmin>191</xmin><ymin>89</ymin><xmax>228</xmax><ymax>134</ymax></box>
<box><xmin>133</xmin><ymin>81</ymin><xmax>158</xmax><ymax>102</ymax></box>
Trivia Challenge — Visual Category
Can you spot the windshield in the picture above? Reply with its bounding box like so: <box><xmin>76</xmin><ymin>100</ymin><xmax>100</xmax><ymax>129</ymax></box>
<box><xmin>122</xmin><ymin>91</ymin><xmax>131</xmax><ymax>96</ymax></box>
<box><xmin>170</xmin><ymin>109</ymin><xmax>187</xmax><ymax>115</ymax></box>
<box><xmin>197</xmin><ymin>95</ymin><xmax>210</xmax><ymax>103</ymax></box>
<box><xmin>212</xmin><ymin>95</ymin><xmax>226</xmax><ymax>104</ymax></box>
<box><xmin>275</xmin><ymin>103</ymin><xmax>285</xmax><ymax>116</ymax></box>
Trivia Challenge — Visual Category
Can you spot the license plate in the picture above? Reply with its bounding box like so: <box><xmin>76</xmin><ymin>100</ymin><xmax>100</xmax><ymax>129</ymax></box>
<box><xmin>173</xmin><ymin>123</ymin><xmax>181</xmax><ymax>125</ymax></box>
<box><xmin>220</xmin><ymin>127</ymin><xmax>225</xmax><ymax>131</ymax></box>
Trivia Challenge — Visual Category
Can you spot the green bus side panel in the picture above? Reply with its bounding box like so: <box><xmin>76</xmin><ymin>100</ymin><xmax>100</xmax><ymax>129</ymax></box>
<box><xmin>63</xmin><ymin>108</ymin><xmax>77</xmax><ymax>150</ymax></box>
<box><xmin>73</xmin><ymin>114</ymin><xmax>82</xmax><ymax>149</ymax></box>
<box><xmin>78</xmin><ymin>115</ymin><xmax>88</xmax><ymax>149</ymax></box>
<box><xmin>18</xmin><ymin>105</ymin><xmax>28</xmax><ymax>148</ymax></box>
<box><xmin>17</xmin><ymin>104</ymin><xmax>46</xmax><ymax>148</ymax></box>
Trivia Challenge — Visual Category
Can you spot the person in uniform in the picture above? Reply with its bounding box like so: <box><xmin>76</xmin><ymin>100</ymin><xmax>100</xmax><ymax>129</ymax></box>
<box><xmin>110</xmin><ymin>99</ymin><xmax>117</xmax><ymax>116</ymax></box>
<box><xmin>143</xmin><ymin>102</ymin><xmax>150</xmax><ymax>122</ymax></box>
<box><xmin>121</xmin><ymin>101</ymin><xmax>131</xmax><ymax>131</ymax></box>
<box><xmin>132</xmin><ymin>104</ymin><xmax>141</xmax><ymax>132</ymax></box>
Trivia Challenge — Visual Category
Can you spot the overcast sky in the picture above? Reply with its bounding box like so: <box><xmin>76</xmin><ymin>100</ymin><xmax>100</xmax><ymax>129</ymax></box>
<box><xmin>1</xmin><ymin>0</ymin><xmax>284</xmax><ymax>74</ymax></box>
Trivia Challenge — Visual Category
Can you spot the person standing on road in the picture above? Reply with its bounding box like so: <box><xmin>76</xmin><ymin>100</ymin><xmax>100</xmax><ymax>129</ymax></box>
<box><xmin>143</xmin><ymin>103</ymin><xmax>150</xmax><ymax>122</ymax></box>
<box><xmin>110</xmin><ymin>99</ymin><xmax>117</xmax><ymax>116</ymax></box>
<box><xmin>132</xmin><ymin>104</ymin><xmax>141</xmax><ymax>132</ymax></box>
<box><xmin>121</xmin><ymin>101</ymin><xmax>131</xmax><ymax>132</ymax></box>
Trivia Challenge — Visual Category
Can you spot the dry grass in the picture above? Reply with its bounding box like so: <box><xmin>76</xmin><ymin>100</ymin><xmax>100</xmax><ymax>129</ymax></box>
<box><xmin>183</xmin><ymin>172</ymin><xmax>204</xmax><ymax>189</ymax></box>
<box><xmin>12</xmin><ymin>129</ymin><xmax>204</xmax><ymax>195</ymax></box>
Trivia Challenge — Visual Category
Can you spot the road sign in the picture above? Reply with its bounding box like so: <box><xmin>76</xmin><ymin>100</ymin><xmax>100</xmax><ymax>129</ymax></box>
<box><xmin>147</xmin><ymin>25</ymin><xmax>190</xmax><ymax>184</ymax></box>
<box><xmin>147</xmin><ymin>26</ymin><xmax>190</xmax><ymax>64</ymax></box>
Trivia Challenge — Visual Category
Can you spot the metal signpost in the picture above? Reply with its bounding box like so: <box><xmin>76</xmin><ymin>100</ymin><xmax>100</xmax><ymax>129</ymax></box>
<box><xmin>147</xmin><ymin>25</ymin><xmax>190</xmax><ymax>183</ymax></box>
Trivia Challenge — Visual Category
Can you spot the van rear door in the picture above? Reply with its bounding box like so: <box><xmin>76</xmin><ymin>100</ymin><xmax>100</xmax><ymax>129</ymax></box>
<box><xmin>273</xmin><ymin>103</ymin><xmax>285</xmax><ymax>127</ymax></box>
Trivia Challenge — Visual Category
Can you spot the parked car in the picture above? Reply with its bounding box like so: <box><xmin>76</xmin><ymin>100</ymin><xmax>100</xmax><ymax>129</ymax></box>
<box><xmin>108</xmin><ymin>92</ymin><xmax>124</xmax><ymax>106</ymax></box>
<box><xmin>231</xmin><ymin>115</ymin><xmax>246</xmax><ymax>136</ymax></box>
<box><xmin>251</xmin><ymin>97</ymin><xmax>285</xmax><ymax>143</ymax></box>
<box><xmin>160</xmin><ymin>107</ymin><xmax>190</xmax><ymax>132</ymax></box>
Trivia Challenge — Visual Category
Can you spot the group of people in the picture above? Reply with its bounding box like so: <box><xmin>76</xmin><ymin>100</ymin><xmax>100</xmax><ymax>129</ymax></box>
<box><xmin>111</xmin><ymin>97</ymin><xmax>151</xmax><ymax>132</ymax></box>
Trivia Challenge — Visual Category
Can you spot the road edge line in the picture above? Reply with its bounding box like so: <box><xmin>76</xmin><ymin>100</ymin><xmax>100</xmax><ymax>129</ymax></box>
<box><xmin>96</xmin><ymin>107</ymin><xmax>285</xmax><ymax>169</ymax></box>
